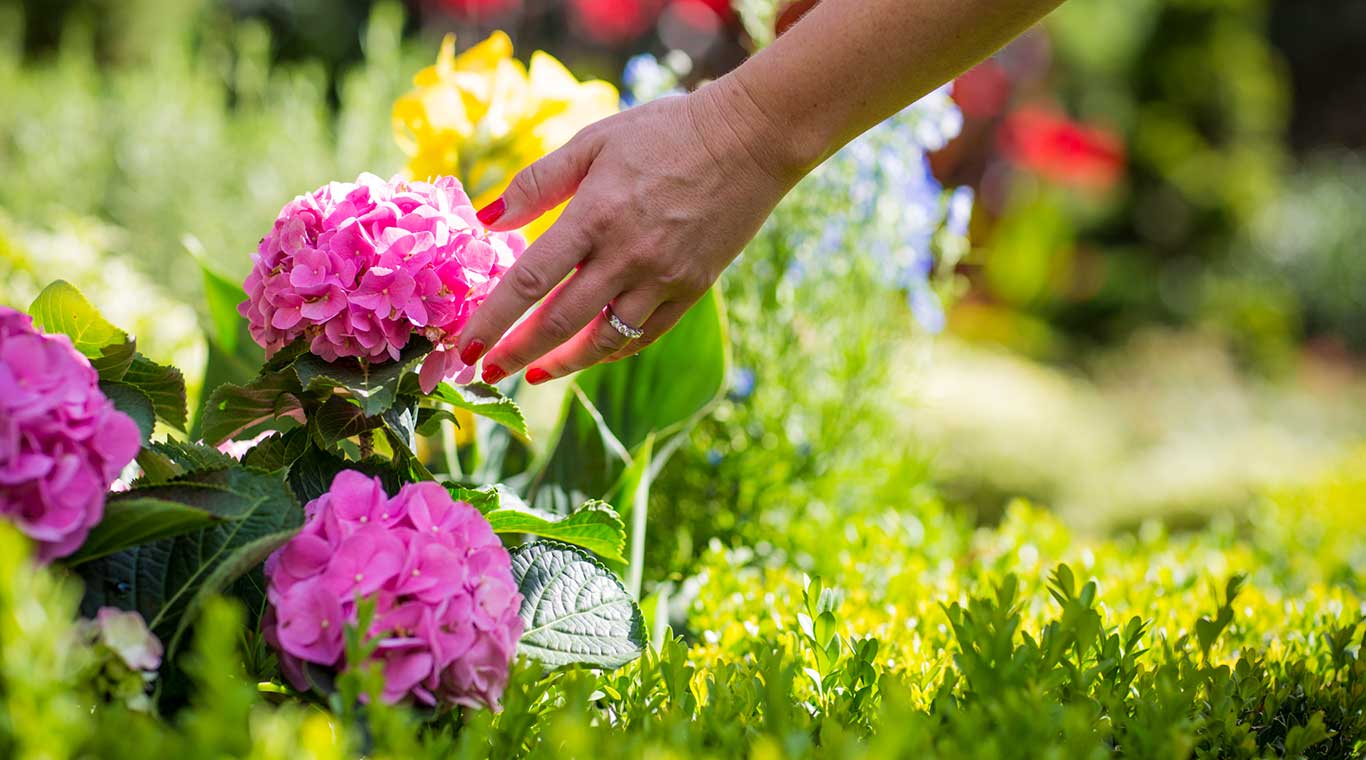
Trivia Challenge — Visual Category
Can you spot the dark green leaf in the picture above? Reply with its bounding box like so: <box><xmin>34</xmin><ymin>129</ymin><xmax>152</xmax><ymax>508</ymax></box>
<box><xmin>285</xmin><ymin>445</ymin><xmax>410</xmax><ymax>505</ymax></box>
<box><xmin>200</xmin><ymin>370</ymin><xmax>305</xmax><ymax>446</ymax></box>
<box><xmin>415</xmin><ymin>407</ymin><xmax>457</xmax><ymax>437</ymax></box>
<box><xmin>150</xmin><ymin>440</ymin><xmax>236</xmax><ymax>472</ymax></box>
<box><xmin>510</xmin><ymin>541</ymin><xmax>646</xmax><ymax>670</ymax></box>
<box><xmin>382</xmin><ymin>395</ymin><xmax>420</xmax><ymax>451</ymax></box>
<box><xmin>99</xmin><ymin>380</ymin><xmax>155</xmax><ymax>444</ymax></box>
<box><xmin>310</xmin><ymin>395</ymin><xmax>382</xmax><ymax>449</ymax></box>
<box><xmin>293</xmin><ymin>336</ymin><xmax>432</xmax><ymax>416</ymax></box>
<box><xmin>28</xmin><ymin>280</ymin><xmax>136</xmax><ymax>381</ymax></box>
<box><xmin>66</xmin><ymin>463</ymin><xmax>283</xmax><ymax>565</ymax></box>
<box><xmin>241</xmin><ymin>428</ymin><xmax>310</xmax><ymax>472</ymax></box>
<box><xmin>426</xmin><ymin>382</ymin><xmax>528</xmax><ymax>440</ymax></box>
<box><xmin>134</xmin><ymin>449</ymin><xmax>181</xmax><ymax>485</ymax></box>
<box><xmin>122</xmin><ymin>354</ymin><xmax>188</xmax><ymax>433</ymax></box>
<box><xmin>76</xmin><ymin>467</ymin><xmax>303</xmax><ymax>659</ymax></box>
<box><xmin>486</xmin><ymin>500</ymin><xmax>626</xmax><ymax>563</ymax></box>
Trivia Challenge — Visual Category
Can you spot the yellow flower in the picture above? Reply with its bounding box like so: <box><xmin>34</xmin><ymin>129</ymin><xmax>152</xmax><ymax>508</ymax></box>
<box><xmin>393</xmin><ymin>32</ymin><xmax>619</xmax><ymax>241</ymax></box>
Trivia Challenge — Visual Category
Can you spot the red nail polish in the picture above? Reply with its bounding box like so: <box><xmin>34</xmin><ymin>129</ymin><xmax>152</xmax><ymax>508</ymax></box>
<box><xmin>460</xmin><ymin>340</ymin><xmax>485</xmax><ymax>365</ymax></box>
<box><xmin>482</xmin><ymin>364</ymin><xmax>507</xmax><ymax>384</ymax></box>
<box><xmin>525</xmin><ymin>367</ymin><xmax>551</xmax><ymax>385</ymax></box>
<box><xmin>476</xmin><ymin>197</ymin><xmax>506</xmax><ymax>226</ymax></box>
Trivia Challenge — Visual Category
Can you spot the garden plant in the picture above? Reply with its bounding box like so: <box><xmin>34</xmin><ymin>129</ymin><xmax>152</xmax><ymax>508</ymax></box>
<box><xmin>1</xmin><ymin>5</ymin><xmax>1365</xmax><ymax>760</ymax></box>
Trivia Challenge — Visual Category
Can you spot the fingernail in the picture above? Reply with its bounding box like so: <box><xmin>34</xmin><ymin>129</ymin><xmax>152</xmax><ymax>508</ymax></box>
<box><xmin>482</xmin><ymin>364</ymin><xmax>507</xmax><ymax>384</ymax></box>
<box><xmin>525</xmin><ymin>367</ymin><xmax>552</xmax><ymax>385</ymax></box>
<box><xmin>476</xmin><ymin>197</ymin><xmax>506</xmax><ymax>226</ymax></box>
<box><xmin>459</xmin><ymin>340</ymin><xmax>485</xmax><ymax>365</ymax></box>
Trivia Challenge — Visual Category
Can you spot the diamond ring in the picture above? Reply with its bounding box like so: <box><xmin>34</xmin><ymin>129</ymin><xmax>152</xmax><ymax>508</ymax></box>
<box><xmin>604</xmin><ymin>305</ymin><xmax>644</xmax><ymax>341</ymax></box>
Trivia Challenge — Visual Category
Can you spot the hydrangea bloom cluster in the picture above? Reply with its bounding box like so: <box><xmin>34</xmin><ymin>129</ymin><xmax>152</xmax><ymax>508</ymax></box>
<box><xmin>0</xmin><ymin>307</ymin><xmax>140</xmax><ymax>563</ymax></box>
<box><xmin>240</xmin><ymin>173</ymin><xmax>526</xmax><ymax>392</ymax></box>
<box><xmin>263</xmin><ymin>471</ymin><xmax>523</xmax><ymax>709</ymax></box>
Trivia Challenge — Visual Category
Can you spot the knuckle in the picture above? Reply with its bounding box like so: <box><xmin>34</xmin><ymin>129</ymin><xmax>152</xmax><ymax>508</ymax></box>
<box><xmin>507</xmin><ymin>263</ymin><xmax>549</xmax><ymax>301</ymax></box>
<box><xmin>588</xmin><ymin>324</ymin><xmax>625</xmax><ymax>355</ymax></box>
<box><xmin>658</xmin><ymin>264</ymin><xmax>707</xmax><ymax>295</ymax></box>
<box><xmin>515</xmin><ymin>161</ymin><xmax>545</xmax><ymax>205</ymax></box>
<box><xmin>538</xmin><ymin>308</ymin><xmax>580</xmax><ymax>343</ymax></box>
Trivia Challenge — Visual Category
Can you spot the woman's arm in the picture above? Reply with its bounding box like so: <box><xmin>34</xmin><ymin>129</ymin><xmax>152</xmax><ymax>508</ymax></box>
<box><xmin>458</xmin><ymin>0</ymin><xmax>1065</xmax><ymax>384</ymax></box>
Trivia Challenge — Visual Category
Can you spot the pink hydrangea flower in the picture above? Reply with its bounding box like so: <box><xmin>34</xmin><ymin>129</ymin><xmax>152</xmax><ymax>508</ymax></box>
<box><xmin>0</xmin><ymin>307</ymin><xmax>141</xmax><ymax>563</ymax></box>
<box><xmin>262</xmin><ymin>470</ymin><xmax>524</xmax><ymax>709</ymax></box>
<box><xmin>239</xmin><ymin>174</ymin><xmax>526</xmax><ymax>393</ymax></box>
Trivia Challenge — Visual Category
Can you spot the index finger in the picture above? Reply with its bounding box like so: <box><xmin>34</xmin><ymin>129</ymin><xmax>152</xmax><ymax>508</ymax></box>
<box><xmin>456</xmin><ymin>216</ymin><xmax>590</xmax><ymax>364</ymax></box>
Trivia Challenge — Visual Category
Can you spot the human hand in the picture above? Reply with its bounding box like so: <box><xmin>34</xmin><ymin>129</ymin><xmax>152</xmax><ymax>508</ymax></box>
<box><xmin>456</xmin><ymin>77</ymin><xmax>799</xmax><ymax>385</ymax></box>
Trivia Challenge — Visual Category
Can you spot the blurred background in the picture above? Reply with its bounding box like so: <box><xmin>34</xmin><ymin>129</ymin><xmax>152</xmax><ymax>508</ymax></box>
<box><xmin>1</xmin><ymin>0</ymin><xmax>1363</xmax><ymax>575</ymax></box>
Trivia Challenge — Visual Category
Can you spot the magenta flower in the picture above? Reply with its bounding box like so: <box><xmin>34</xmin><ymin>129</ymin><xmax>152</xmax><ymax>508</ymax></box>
<box><xmin>0</xmin><ymin>307</ymin><xmax>140</xmax><ymax>563</ymax></box>
<box><xmin>240</xmin><ymin>174</ymin><xmax>526</xmax><ymax>393</ymax></box>
<box><xmin>262</xmin><ymin>470</ymin><xmax>523</xmax><ymax>709</ymax></box>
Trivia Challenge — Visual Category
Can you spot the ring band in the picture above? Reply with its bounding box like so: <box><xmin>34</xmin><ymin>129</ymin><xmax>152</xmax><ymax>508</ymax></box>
<box><xmin>604</xmin><ymin>305</ymin><xmax>644</xmax><ymax>341</ymax></box>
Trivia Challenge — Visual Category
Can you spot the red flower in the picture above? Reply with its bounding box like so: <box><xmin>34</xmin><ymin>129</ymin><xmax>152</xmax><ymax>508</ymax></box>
<box><xmin>952</xmin><ymin>60</ymin><xmax>1012</xmax><ymax>119</ymax></box>
<box><xmin>569</xmin><ymin>0</ymin><xmax>665</xmax><ymax>44</ymax></box>
<box><xmin>998</xmin><ymin>107</ymin><xmax>1125</xmax><ymax>191</ymax></box>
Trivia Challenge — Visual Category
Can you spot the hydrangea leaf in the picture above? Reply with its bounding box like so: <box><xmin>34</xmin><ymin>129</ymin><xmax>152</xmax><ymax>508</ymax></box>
<box><xmin>510</xmin><ymin>540</ymin><xmax>645</xmax><ymax>669</ymax></box>
<box><xmin>293</xmin><ymin>336</ymin><xmax>433</xmax><ymax>417</ymax></box>
<box><xmin>66</xmin><ymin>471</ymin><xmax>268</xmax><ymax>565</ymax></box>
<box><xmin>28</xmin><ymin>279</ymin><xmax>137</xmax><ymax>381</ymax></box>
<box><xmin>285</xmin><ymin>445</ymin><xmax>410</xmax><ymax>504</ymax></box>
<box><xmin>200</xmin><ymin>370</ymin><xmax>305</xmax><ymax>446</ymax></box>
<box><xmin>98</xmin><ymin>380</ymin><xmax>155</xmax><ymax>444</ymax></box>
<box><xmin>75</xmin><ymin>467</ymin><xmax>303</xmax><ymax>662</ymax></box>
<box><xmin>447</xmin><ymin>483</ymin><xmax>525</xmax><ymax>515</ymax></box>
<box><xmin>240</xmin><ymin>429</ymin><xmax>310</xmax><ymax>472</ymax></box>
<box><xmin>487</xmin><ymin>501</ymin><xmax>626</xmax><ymax>563</ymax></box>
<box><xmin>426</xmin><ymin>381</ymin><xmax>529</xmax><ymax>440</ymax></box>
<box><xmin>310</xmin><ymin>395</ymin><xmax>383</xmax><ymax>449</ymax></box>
<box><xmin>150</xmin><ymin>440</ymin><xmax>237</xmax><ymax>472</ymax></box>
<box><xmin>121</xmin><ymin>354</ymin><xmax>188</xmax><ymax>433</ymax></box>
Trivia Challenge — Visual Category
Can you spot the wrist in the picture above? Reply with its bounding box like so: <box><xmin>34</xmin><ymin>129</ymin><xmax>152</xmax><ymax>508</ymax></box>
<box><xmin>688</xmin><ymin>73</ymin><xmax>823</xmax><ymax>189</ymax></box>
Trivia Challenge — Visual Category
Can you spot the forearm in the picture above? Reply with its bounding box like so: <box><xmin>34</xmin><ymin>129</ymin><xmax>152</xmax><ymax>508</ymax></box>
<box><xmin>705</xmin><ymin>0</ymin><xmax>1066</xmax><ymax>180</ymax></box>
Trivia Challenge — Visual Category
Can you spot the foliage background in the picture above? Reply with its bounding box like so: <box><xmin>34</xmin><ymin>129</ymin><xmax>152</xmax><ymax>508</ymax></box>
<box><xmin>0</xmin><ymin>0</ymin><xmax>1364</xmax><ymax>757</ymax></box>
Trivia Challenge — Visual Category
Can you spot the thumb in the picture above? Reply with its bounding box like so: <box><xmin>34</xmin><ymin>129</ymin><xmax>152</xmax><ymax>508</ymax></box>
<box><xmin>477</xmin><ymin>130</ymin><xmax>601</xmax><ymax>231</ymax></box>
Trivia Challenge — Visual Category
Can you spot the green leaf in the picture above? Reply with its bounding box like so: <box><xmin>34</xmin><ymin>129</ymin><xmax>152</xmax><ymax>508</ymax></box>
<box><xmin>415</xmin><ymin>407</ymin><xmax>457</xmax><ymax>437</ymax></box>
<box><xmin>75</xmin><ymin>467</ymin><xmax>303</xmax><ymax>658</ymax></box>
<box><xmin>66</xmin><ymin>466</ymin><xmax>281</xmax><ymax>564</ymax></box>
<box><xmin>381</xmin><ymin>395</ymin><xmax>420</xmax><ymax>452</ymax></box>
<box><xmin>528</xmin><ymin>289</ymin><xmax>727</xmax><ymax>511</ymax></box>
<box><xmin>426</xmin><ymin>382</ymin><xmax>528</xmax><ymax>440</ymax></box>
<box><xmin>285</xmin><ymin>445</ymin><xmax>410</xmax><ymax>505</ymax></box>
<box><xmin>240</xmin><ymin>428</ymin><xmax>310</xmax><ymax>472</ymax></box>
<box><xmin>528</xmin><ymin>387</ymin><xmax>630</xmax><ymax>514</ymax></box>
<box><xmin>310</xmin><ymin>395</ymin><xmax>382</xmax><ymax>449</ymax></box>
<box><xmin>190</xmin><ymin>261</ymin><xmax>266</xmax><ymax>440</ymax></box>
<box><xmin>574</xmin><ymin>287</ymin><xmax>728</xmax><ymax>451</ymax></box>
<box><xmin>446</xmin><ymin>483</ymin><xmax>517</xmax><ymax>514</ymax></box>
<box><xmin>134</xmin><ymin>449</ymin><xmax>181</xmax><ymax>485</ymax></box>
<box><xmin>28</xmin><ymin>280</ymin><xmax>136</xmax><ymax>381</ymax></box>
<box><xmin>486</xmin><ymin>500</ymin><xmax>626</xmax><ymax>563</ymax></box>
<box><xmin>510</xmin><ymin>541</ymin><xmax>646</xmax><ymax>670</ymax></box>
<box><xmin>122</xmin><ymin>354</ymin><xmax>188</xmax><ymax>433</ymax></box>
<box><xmin>200</xmin><ymin>370</ymin><xmax>305</xmax><ymax>446</ymax></box>
<box><xmin>99</xmin><ymin>380</ymin><xmax>155</xmax><ymax>444</ymax></box>
<box><xmin>293</xmin><ymin>336</ymin><xmax>432</xmax><ymax>416</ymax></box>
<box><xmin>150</xmin><ymin>440</ymin><xmax>237</xmax><ymax>472</ymax></box>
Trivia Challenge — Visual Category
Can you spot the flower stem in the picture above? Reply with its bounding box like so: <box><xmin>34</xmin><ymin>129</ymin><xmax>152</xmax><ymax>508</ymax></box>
<box><xmin>358</xmin><ymin>430</ymin><xmax>374</xmax><ymax>459</ymax></box>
